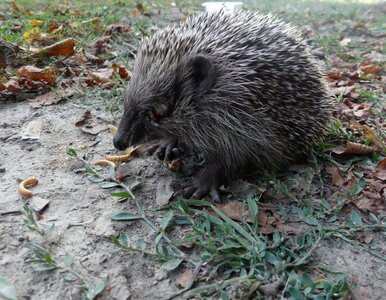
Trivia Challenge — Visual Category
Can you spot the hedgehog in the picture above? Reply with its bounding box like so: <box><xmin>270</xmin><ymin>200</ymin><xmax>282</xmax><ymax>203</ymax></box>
<box><xmin>113</xmin><ymin>10</ymin><xmax>331</xmax><ymax>202</ymax></box>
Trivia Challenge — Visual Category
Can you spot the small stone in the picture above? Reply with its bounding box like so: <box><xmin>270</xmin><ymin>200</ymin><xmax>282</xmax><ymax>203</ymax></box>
<box><xmin>21</xmin><ymin>119</ymin><xmax>43</xmax><ymax>140</ymax></box>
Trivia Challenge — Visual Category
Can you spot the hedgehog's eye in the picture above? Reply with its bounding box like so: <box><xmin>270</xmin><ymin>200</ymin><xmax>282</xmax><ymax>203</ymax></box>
<box><xmin>148</xmin><ymin>108</ymin><xmax>160</xmax><ymax>122</ymax></box>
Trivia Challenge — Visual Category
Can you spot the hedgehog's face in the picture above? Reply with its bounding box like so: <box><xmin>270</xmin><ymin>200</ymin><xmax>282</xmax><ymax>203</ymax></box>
<box><xmin>113</xmin><ymin>55</ymin><xmax>215</xmax><ymax>151</ymax></box>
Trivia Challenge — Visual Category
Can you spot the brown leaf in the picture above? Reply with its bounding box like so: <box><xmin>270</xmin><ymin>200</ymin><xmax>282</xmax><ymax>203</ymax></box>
<box><xmin>328</xmin><ymin>142</ymin><xmax>374</xmax><ymax>155</ymax></box>
<box><xmin>259</xmin><ymin>224</ymin><xmax>275</xmax><ymax>235</ymax></box>
<box><xmin>89</xmin><ymin>36</ymin><xmax>111</xmax><ymax>55</ymax></box>
<box><xmin>156</xmin><ymin>175</ymin><xmax>174</xmax><ymax>206</ymax></box>
<box><xmin>33</xmin><ymin>38</ymin><xmax>76</xmax><ymax>57</ymax></box>
<box><xmin>104</xmin><ymin>23</ymin><xmax>131</xmax><ymax>36</ymax></box>
<box><xmin>276</xmin><ymin>223</ymin><xmax>301</xmax><ymax>235</ymax></box>
<box><xmin>112</xmin><ymin>63</ymin><xmax>131</xmax><ymax>80</ymax></box>
<box><xmin>215</xmin><ymin>201</ymin><xmax>252</xmax><ymax>222</ymax></box>
<box><xmin>327</xmin><ymin>71</ymin><xmax>342</xmax><ymax>81</ymax></box>
<box><xmin>331</xmin><ymin>166</ymin><xmax>344</xmax><ymax>186</ymax></box>
<box><xmin>378</xmin><ymin>158</ymin><xmax>386</xmax><ymax>171</ymax></box>
<box><xmin>3</xmin><ymin>78</ymin><xmax>22</xmax><ymax>93</ymax></box>
<box><xmin>352</xmin><ymin>103</ymin><xmax>371</xmax><ymax>118</ymax></box>
<box><xmin>258</xmin><ymin>211</ymin><xmax>268</xmax><ymax>225</ymax></box>
<box><xmin>90</xmin><ymin>68</ymin><xmax>114</xmax><ymax>84</ymax></box>
<box><xmin>17</xmin><ymin>65</ymin><xmax>57</xmax><ymax>84</ymax></box>
<box><xmin>352</xmin><ymin>122</ymin><xmax>385</xmax><ymax>150</ymax></box>
<box><xmin>28</xmin><ymin>88</ymin><xmax>75</xmax><ymax>108</ymax></box>
<box><xmin>330</xmin><ymin>57</ymin><xmax>356</xmax><ymax>69</ymax></box>
<box><xmin>359</xmin><ymin>64</ymin><xmax>384</xmax><ymax>75</ymax></box>
<box><xmin>168</xmin><ymin>159</ymin><xmax>182</xmax><ymax>172</ymax></box>
<box><xmin>175</xmin><ymin>269</ymin><xmax>193</xmax><ymax>289</ymax></box>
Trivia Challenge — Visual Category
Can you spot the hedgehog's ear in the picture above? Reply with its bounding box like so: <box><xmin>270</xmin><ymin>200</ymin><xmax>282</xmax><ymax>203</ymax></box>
<box><xmin>186</xmin><ymin>55</ymin><xmax>215</xmax><ymax>93</ymax></box>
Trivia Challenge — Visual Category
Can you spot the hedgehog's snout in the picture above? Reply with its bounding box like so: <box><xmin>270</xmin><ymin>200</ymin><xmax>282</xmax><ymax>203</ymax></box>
<box><xmin>113</xmin><ymin>133</ymin><xmax>129</xmax><ymax>151</ymax></box>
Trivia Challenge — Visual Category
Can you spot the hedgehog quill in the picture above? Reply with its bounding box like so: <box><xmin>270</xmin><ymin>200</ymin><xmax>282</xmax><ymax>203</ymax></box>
<box><xmin>113</xmin><ymin>10</ymin><xmax>332</xmax><ymax>203</ymax></box>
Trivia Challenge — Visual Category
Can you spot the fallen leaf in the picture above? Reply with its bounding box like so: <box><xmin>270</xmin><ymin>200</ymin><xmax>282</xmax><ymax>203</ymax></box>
<box><xmin>351</xmin><ymin>122</ymin><xmax>384</xmax><ymax>150</ymax></box>
<box><xmin>359</xmin><ymin>64</ymin><xmax>384</xmax><ymax>75</ymax></box>
<box><xmin>259</xmin><ymin>224</ymin><xmax>275</xmax><ymax>235</ymax></box>
<box><xmin>215</xmin><ymin>201</ymin><xmax>252</xmax><ymax>222</ymax></box>
<box><xmin>104</xmin><ymin>23</ymin><xmax>131</xmax><ymax>35</ymax></box>
<box><xmin>156</xmin><ymin>175</ymin><xmax>174</xmax><ymax>206</ymax></box>
<box><xmin>28</xmin><ymin>88</ymin><xmax>75</xmax><ymax>108</ymax></box>
<box><xmin>168</xmin><ymin>159</ymin><xmax>182</xmax><ymax>172</ymax></box>
<box><xmin>91</xmin><ymin>68</ymin><xmax>114</xmax><ymax>84</ymax></box>
<box><xmin>330</xmin><ymin>56</ymin><xmax>356</xmax><ymax>69</ymax></box>
<box><xmin>30</xmin><ymin>19</ymin><xmax>44</xmax><ymax>27</ymax></box>
<box><xmin>3</xmin><ymin>78</ymin><xmax>21</xmax><ymax>93</ymax></box>
<box><xmin>23</xmin><ymin>27</ymin><xmax>41</xmax><ymax>42</ymax></box>
<box><xmin>32</xmin><ymin>38</ymin><xmax>76</xmax><ymax>57</ymax></box>
<box><xmin>17</xmin><ymin>66</ymin><xmax>57</xmax><ymax>84</ymax></box>
<box><xmin>327</xmin><ymin>71</ymin><xmax>342</xmax><ymax>81</ymax></box>
<box><xmin>276</xmin><ymin>223</ymin><xmax>301</xmax><ymax>235</ymax></box>
<box><xmin>89</xmin><ymin>36</ymin><xmax>111</xmax><ymax>55</ymax></box>
<box><xmin>112</xmin><ymin>63</ymin><xmax>131</xmax><ymax>80</ymax></box>
<box><xmin>378</xmin><ymin>158</ymin><xmax>386</xmax><ymax>170</ymax></box>
<box><xmin>258</xmin><ymin>211</ymin><xmax>268</xmax><ymax>225</ymax></box>
<box><xmin>175</xmin><ymin>269</ymin><xmax>193</xmax><ymax>289</ymax></box>
<box><xmin>327</xmin><ymin>142</ymin><xmax>374</xmax><ymax>155</ymax></box>
<box><xmin>331</xmin><ymin>166</ymin><xmax>344</xmax><ymax>186</ymax></box>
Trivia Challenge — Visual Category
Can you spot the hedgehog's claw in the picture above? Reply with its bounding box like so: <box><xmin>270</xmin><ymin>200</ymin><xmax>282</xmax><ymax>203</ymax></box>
<box><xmin>176</xmin><ymin>184</ymin><xmax>221</xmax><ymax>203</ymax></box>
<box><xmin>146</xmin><ymin>138</ymin><xmax>177</xmax><ymax>162</ymax></box>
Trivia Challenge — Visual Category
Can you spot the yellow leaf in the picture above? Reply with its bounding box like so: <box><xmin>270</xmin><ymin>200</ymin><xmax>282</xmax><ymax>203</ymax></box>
<box><xmin>70</xmin><ymin>21</ymin><xmax>79</xmax><ymax>28</ymax></box>
<box><xmin>23</xmin><ymin>27</ymin><xmax>41</xmax><ymax>42</ymax></box>
<box><xmin>30</xmin><ymin>19</ymin><xmax>44</xmax><ymax>27</ymax></box>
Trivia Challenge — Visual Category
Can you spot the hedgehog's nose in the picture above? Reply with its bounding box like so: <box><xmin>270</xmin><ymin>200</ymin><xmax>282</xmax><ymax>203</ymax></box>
<box><xmin>113</xmin><ymin>134</ymin><xmax>128</xmax><ymax>151</ymax></box>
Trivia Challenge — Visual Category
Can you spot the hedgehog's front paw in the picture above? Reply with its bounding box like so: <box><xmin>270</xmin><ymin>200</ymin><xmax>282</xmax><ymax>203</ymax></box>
<box><xmin>177</xmin><ymin>163</ymin><xmax>223</xmax><ymax>203</ymax></box>
<box><xmin>146</xmin><ymin>138</ymin><xmax>177</xmax><ymax>162</ymax></box>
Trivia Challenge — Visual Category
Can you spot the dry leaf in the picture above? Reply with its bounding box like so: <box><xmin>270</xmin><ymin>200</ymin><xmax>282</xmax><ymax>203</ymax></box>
<box><xmin>352</xmin><ymin>122</ymin><xmax>384</xmax><ymax>150</ymax></box>
<box><xmin>30</xmin><ymin>19</ymin><xmax>44</xmax><ymax>27</ymax></box>
<box><xmin>175</xmin><ymin>269</ymin><xmax>193</xmax><ymax>289</ymax></box>
<box><xmin>91</xmin><ymin>68</ymin><xmax>114</xmax><ymax>84</ymax></box>
<box><xmin>169</xmin><ymin>159</ymin><xmax>182</xmax><ymax>172</ymax></box>
<box><xmin>33</xmin><ymin>38</ymin><xmax>76</xmax><ymax>57</ymax></box>
<box><xmin>17</xmin><ymin>65</ymin><xmax>57</xmax><ymax>84</ymax></box>
<box><xmin>276</xmin><ymin>223</ymin><xmax>301</xmax><ymax>235</ymax></box>
<box><xmin>259</xmin><ymin>224</ymin><xmax>275</xmax><ymax>235</ymax></box>
<box><xmin>3</xmin><ymin>78</ymin><xmax>21</xmax><ymax>93</ymax></box>
<box><xmin>28</xmin><ymin>88</ymin><xmax>75</xmax><ymax>108</ymax></box>
<box><xmin>330</xmin><ymin>56</ymin><xmax>356</xmax><ymax>69</ymax></box>
<box><xmin>112</xmin><ymin>63</ymin><xmax>131</xmax><ymax>80</ymax></box>
<box><xmin>359</xmin><ymin>64</ymin><xmax>384</xmax><ymax>75</ymax></box>
<box><xmin>23</xmin><ymin>27</ymin><xmax>41</xmax><ymax>42</ymax></box>
<box><xmin>104</xmin><ymin>23</ymin><xmax>130</xmax><ymax>35</ymax></box>
<box><xmin>331</xmin><ymin>166</ymin><xmax>344</xmax><ymax>186</ymax></box>
<box><xmin>215</xmin><ymin>201</ymin><xmax>252</xmax><ymax>222</ymax></box>
<box><xmin>156</xmin><ymin>175</ymin><xmax>174</xmax><ymax>206</ymax></box>
<box><xmin>328</xmin><ymin>142</ymin><xmax>374</xmax><ymax>155</ymax></box>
